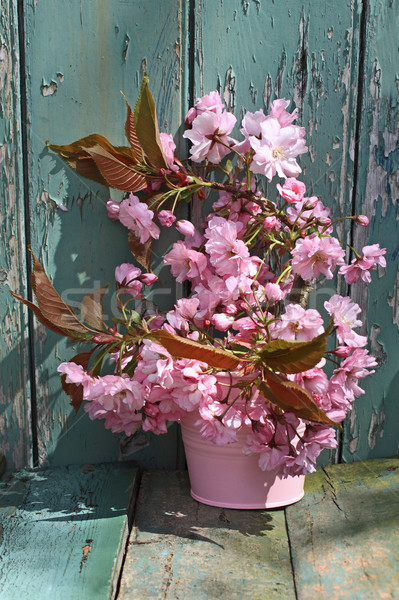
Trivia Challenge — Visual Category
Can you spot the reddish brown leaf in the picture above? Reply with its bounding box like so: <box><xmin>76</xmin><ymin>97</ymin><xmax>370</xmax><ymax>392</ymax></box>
<box><xmin>81</xmin><ymin>286</ymin><xmax>108</xmax><ymax>330</ymax></box>
<box><xmin>10</xmin><ymin>291</ymin><xmax>69</xmax><ymax>337</ymax></box>
<box><xmin>128</xmin><ymin>231</ymin><xmax>153</xmax><ymax>272</ymax></box>
<box><xmin>88</xmin><ymin>145</ymin><xmax>147</xmax><ymax>192</ymax></box>
<box><xmin>259</xmin><ymin>372</ymin><xmax>339</xmax><ymax>426</ymax></box>
<box><xmin>48</xmin><ymin>134</ymin><xmax>145</xmax><ymax>189</ymax></box>
<box><xmin>30</xmin><ymin>253</ymin><xmax>89</xmax><ymax>333</ymax></box>
<box><xmin>147</xmin><ymin>329</ymin><xmax>243</xmax><ymax>370</ymax></box>
<box><xmin>122</xmin><ymin>92</ymin><xmax>143</xmax><ymax>157</ymax></box>
<box><xmin>61</xmin><ymin>351</ymin><xmax>93</xmax><ymax>412</ymax></box>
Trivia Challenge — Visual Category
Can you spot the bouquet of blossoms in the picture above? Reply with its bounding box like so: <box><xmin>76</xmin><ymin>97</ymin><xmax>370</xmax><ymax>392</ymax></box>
<box><xmin>13</xmin><ymin>77</ymin><xmax>385</xmax><ymax>476</ymax></box>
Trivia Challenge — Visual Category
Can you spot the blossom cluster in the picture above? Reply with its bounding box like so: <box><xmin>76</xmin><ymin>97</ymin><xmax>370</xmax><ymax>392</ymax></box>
<box><xmin>58</xmin><ymin>90</ymin><xmax>385</xmax><ymax>476</ymax></box>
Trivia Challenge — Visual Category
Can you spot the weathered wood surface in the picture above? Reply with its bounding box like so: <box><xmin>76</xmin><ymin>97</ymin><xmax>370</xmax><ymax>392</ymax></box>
<box><xmin>119</xmin><ymin>470</ymin><xmax>296</xmax><ymax>600</ymax></box>
<box><xmin>20</xmin><ymin>0</ymin><xmax>187</xmax><ymax>468</ymax></box>
<box><xmin>192</xmin><ymin>0</ymin><xmax>363</xmax><ymax>466</ymax></box>
<box><xmin>0</xmin><ymin>462</ymin><xmax>138</xmax><ymax>599</ymax></box>
<box><xmin>0</xmin><ymin>0</ymin><xmax>397</xmax><ymax>470</ymax></box>
<box><xmin>286</xmin><ymin>457</ymin><xmax>399</xmax><ymax>599</ymax></box>
<box><xmin>0</xmin><ymin>0</ymin><xmax>32</xmax><ymax>470</ymax></box>
<box><xmin>343</xmin><ymin>0</ymin><xmax>399</xmax><ymax>462</ymax></box>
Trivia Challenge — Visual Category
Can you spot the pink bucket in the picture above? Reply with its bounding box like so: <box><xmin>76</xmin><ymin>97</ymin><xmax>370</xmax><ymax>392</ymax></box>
<box><xmin>180</xmin><ymin>410</ymin><xmax>305</xmax><ymax>509</ymax></box>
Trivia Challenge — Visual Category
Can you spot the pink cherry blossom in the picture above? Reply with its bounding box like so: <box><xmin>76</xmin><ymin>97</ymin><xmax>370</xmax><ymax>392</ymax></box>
<box><xmin>204</xmin><ymin>217</ymin><xmax>250</xmax><ymax>277</ymax></box>
<box><xmin>233</xmin><ymin>109</ymin><xmax>267</xmax><ymax>154</ymax></box>
<box><xmin>270</xmin><ymin>304</ymin><xmax>324</xmax><ymax>341</ymax></box>
<box><xmin>276</xmin><ymin>178</ymin><xmax>306</xmax><ymax>203</ymax></box>
<box><xmin>158</xmin><ymin>210</ymin><xmax>176</xmax><ymax>227</ymax></box>
<box><xmin>83</xmin><ymin>375</ymin><xmax>145</xmax><ymax>436</ymax></box>
<box><xmin>164</xmin><ymin>240</ymin><xmax>209</xmax><ymax>283</ymax></box>
<box><xmin>330</xmin><ymin>348</ymin><xmax>377</xmax><ymax>399</ymax></box>
<box><xmin>339</xmin><ymin>244</ymin><xmax>386</xmax><ymax>284</ymax></box>
<box><xmin>183</xmin><ymin>110</ymin><xmax>237</xmax><ymax>163</ymax></box>
<box><xmin>264</xmin><ymin>282</ymin><xmax>284</xmax><ymax>303</ymax></box>
<box><xmin>115</xmin><ymin>263</ymin><xmax>143</xmax><ymax>296</ymax></box>
<box><xmin>324</xmin><ymin>294</ymin><xmax>367</xmax><ymax>347</ymax></box>
<box><xmin>286</xmin><ymin>197</ymin><xmax>331</xmax><ymax>232</ymax></box>
<box><xmin>119</xmin><ymin>194</ymin><xmax>160</xmax><ymax>243</ymax></box>
<box><xmin>283</xmin><ymin>426</ymin><xmax>337</xmax><ymax>476</ymax></box>
<box><xmin>195</xmin><ymin>90</ymin><xmax>225</xmax><ymax>115</ymax></box>
<box><xmin>159</xmin><ymin>132</ymin><xmax>178</xmax><ymax>172</ymax></box>
<box><xmin>249</xmin><ymin>117</ymin><xmax>307</xmax><ymax>181</ymax></box>
<box><xmin>269</xmin><ymin>98</ymin><xmax>299</xmax><ymax>127</ymax></box>
<box><xmin>57</xmin><ymin>362</ymin><xmax>93</xmax><ymax>393</ymax></box>
<box><xmin>291</xmin><ymin>234</ymin><xmax>345</xmax><ymax>280</ymax></box>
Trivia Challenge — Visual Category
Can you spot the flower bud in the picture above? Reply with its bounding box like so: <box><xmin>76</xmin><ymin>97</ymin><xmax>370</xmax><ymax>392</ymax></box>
<box><xmin>354</xmin><ymin>214</ymin><xmax>369</xmax><ymax>227</ymax></box>
<box><xmin>106</xmin><ymin>200</ymin><xmax>120</xmax><ymax>221</ymax></box>
<box><xmin>176</xmin><ymin>220</ymin><xmax>196</xmax><ymax>237</ymax></box>
<box><xmin>158</xmin><ymin>210</ymin><xmax>176</xmax><ymax>227</ymax></box>
<box><xmin>333</xmin><ymin>346</ymin><xmax>352</xmax><ymax>358</ymax></box>
<box><xmin>140</xmin><ymin>273</ymin><xmax>158</xmax><ymax>286</ymax></box>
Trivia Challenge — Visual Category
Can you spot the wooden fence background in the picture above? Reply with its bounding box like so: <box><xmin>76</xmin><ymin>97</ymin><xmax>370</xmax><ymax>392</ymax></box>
<box><xmin>0</xmin><ymin>0</ymin><xmax>398</xmax><ymax>471</ymax></box>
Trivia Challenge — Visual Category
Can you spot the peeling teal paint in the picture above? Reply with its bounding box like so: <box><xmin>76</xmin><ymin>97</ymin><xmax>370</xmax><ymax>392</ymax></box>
<box><xmin>0</xmin><ymin>0</ymin><xmax>398</xmax><ymax>469</ymax></box>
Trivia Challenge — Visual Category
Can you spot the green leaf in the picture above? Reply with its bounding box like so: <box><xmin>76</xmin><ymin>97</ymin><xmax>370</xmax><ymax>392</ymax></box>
<box><xmin>257</xmin><ymin>324</ymin><xmax>334</xmax><ymax>374</ymax></box>
<box><xmin>147</xmin><ymin>329</ymin><xmax>244</xmax><ymax>370</ymax></box>
<box><xmin>133</xmin><ymin>75</ymin><xmax>167</xmax><ymax>169</ymax></box>
<box><xmin>129</xmin><ymin>310</ymin><xmax>142</xmax><ymax>325</ymax></box>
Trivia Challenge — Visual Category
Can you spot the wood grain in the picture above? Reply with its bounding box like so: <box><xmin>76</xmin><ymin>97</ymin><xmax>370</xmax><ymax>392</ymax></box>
<box><xmin>20</xmin><ymin>0</ymin><xmax>187</xmax><ymax>467</ymax></box>
<box><xmin>119</xmin><ymin>470</ymin><xmax>296</xmax><ymax>600</ymax></box>
<box><xmin>0</xmin><ymin>0</ymin><xmax>32</xmax><ymax>470</ymax></box>
<box><xmin>193</xmin><ymin>0</ymin><xmax>362</xmax><ymax>465</ymax></box>
<box><xmin>343</xmin><ymin>0</ymin><xmax>399</xmax><ymax>462</ymax></box>
<box><xmin>286</xmin><ymin>457</ymin><xmax>399</xmax><ymax>599</ymax></box>
<box><xmin>0</xmin><ymin>462</ymin><xmax>138</xmax><ymax>599</ymax></box>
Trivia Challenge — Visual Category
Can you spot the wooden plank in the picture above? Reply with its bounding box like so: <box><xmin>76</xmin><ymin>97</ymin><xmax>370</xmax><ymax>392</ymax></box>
<box><xmin>119</xmin><ymin>470</ymin><xmax>296</xmax><ymax>600</ymax></box>
<box><xmin>21</xmin><ymin>0</ymin><xmax>188</xmax><ymax>467</ymax></box>
<box><xmin>0</xmin><ymin>0</ymin><xmax>32</xmax><ymax>469</ymax></box>
<box><xmin>286</xmin><ymin>458</ymin><xmax>399</xmax><ymax>599</ymax></box>
<box><xmin>0</xmin><ymin>462</ymin><xmax>138</xmax><ymax>600</ymax></box>
<box><xmin>343</xmin><ymin>1</ymin><xmax>399</xmax><ymax>461</ymax></box>
<box><xmin>193</xmin><ymin>0</ymin><xmax>362</xmax><ymax>464</ymax></box>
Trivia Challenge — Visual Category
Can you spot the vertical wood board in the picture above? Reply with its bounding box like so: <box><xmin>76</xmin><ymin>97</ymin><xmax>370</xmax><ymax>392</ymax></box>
<box><xmin>193</xmin><ymin>0</ymin><xmax>362</xmax><ymax>463</ymax></box>
<box><xmin>344</xmin><ymin>0</ymin><xmax>399</xmax><ymax>462</ymax></box>
<box><xmin>22</xmin><ymin>0</ymin><xmax>187</xmax><ymax>467</ymax></box>
<box><xmin>0</xmin><ymin>0</ymin><xmax>32</xmax><ymax>470</ymax></box>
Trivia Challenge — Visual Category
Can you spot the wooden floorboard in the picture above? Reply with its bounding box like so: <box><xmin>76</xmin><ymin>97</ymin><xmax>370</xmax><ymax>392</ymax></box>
<box><xmin>0</xmin><ymin>462</ymin><xmax>138</xmax><ymax>600</ymax></box>
<box><xmin>286</xmin><ymin>457</ymin><xmax>399</xmax><ymax>599</ymax></box>
<box><xmin>119</xmin><ymin>470</ymin><xmax>296</xmax><ymax>600</ymax></box>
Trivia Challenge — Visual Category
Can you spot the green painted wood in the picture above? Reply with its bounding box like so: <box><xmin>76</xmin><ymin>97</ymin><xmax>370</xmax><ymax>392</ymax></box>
<box><xmin>193</xmin><ymin>0</ymin><xmax>362</xmax><ymax>464</ymax></box>
<box><xmin>119</xmin><ymin>470</ymin><xmax>296</xmax><ymax>599</ymax></box>
<box><xmin>0</xmin><ymin>1</ymin><xmax>32</xmax><ymax>470</ymax></box>
<box><xmin>286</xmin><ymin>457</ymin><xmax>399</xmax><ymax>599</ymax></box>
<box><xmin>343</xmin><ymin>1</ymin><xmax>399</xmax><ymax>462</ymax></box>
<box><xmin>21</xmin><ymin>0</ymin><xmax>188</xmax><ymax>467</ymax></box>
<box><xmin>0</xmin><ymin>462</ymin><xmax>138</xmax><ymax>599</ymax></box>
